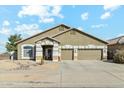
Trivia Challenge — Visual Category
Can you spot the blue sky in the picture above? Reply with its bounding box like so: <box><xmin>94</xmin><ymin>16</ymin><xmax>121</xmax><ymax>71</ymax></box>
<box><xmin>0</xmin><ymin>5</ymin><xmax>124</xmax><ymax>53</ymax></box>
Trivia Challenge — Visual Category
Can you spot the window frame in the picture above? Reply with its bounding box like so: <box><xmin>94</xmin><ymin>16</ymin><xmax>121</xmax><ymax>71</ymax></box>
<box><xmin>21</xmin><ymin>44</ymin><xmax>34</xmax><ymax>59</ymax></box>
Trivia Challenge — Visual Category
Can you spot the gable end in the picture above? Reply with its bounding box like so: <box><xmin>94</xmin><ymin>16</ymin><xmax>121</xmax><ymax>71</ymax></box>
<box><xmin>16</xmin><ymin>24</ymin><xmax>71</xmax><ymax>44</ymax></box>
<box><xmin>52</xmin><ymin>28</ymin><xmax>108</xmax><ymax>44</ymax></box>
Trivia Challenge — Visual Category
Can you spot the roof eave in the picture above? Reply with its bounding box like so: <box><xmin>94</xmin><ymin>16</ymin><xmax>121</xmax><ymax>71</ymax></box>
<box><xmin>72</xmin><ymin>28</ymin><xmax>108</xmax><ymax>44</ymax></box>
<box><xmin>52</xmin><ymin>28</ymin><xmax>108</xmax><ymax>44</ymax></box>
<box><xmin>35</xmin><ymin>37</ymin><xmax>60</xmax><ymax>43</ymax></box>
<box><xmin>15</xmin><ymin>24</ymin><xmax>71</xmax><ymax>44</ymax></box>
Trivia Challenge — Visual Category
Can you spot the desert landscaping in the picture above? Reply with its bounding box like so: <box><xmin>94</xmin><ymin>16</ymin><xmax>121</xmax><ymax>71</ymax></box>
<box><xmin>1</xmin><ymin>60</ymin><xmax>124</xmax><ymax>88</ymax></box>
<box><xmin>0</xmin><ymin>60</ymin><xmax>60</xmax><ymax>87</ymax></box>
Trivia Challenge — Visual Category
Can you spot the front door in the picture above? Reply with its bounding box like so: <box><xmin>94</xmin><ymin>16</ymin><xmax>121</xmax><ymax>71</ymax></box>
<box><xmin>43</xmin><ymin>46</ymin><xmax>53</xmax><ymax>60</ymax></box>
<box><xmin>45</xmin><ymin>48</ymin><xmax>52</xmax><ymax>60</ymax></box>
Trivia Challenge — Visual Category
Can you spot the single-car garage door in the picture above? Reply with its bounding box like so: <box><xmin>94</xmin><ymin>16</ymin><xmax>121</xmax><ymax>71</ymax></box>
<box><xmin>61</xmin><ymin>49</ymin><xmax>73</xmax><ymax>60</ymax></box>
<box><xmin>78</xmin><ymin>49</ymin><xmax>102</xmax><ymax>60</ymax></box>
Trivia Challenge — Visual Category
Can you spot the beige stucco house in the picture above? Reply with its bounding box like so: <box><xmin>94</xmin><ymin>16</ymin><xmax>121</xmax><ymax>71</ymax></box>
<box><xmin>16</xmin><ymin>24</ymin><xmax>108</xmax><ymax>62</ymax></box>
<box><xmin>107</xmin><ymin>36</ymin><xmax>124</xmax><ymax>59</ymax></box>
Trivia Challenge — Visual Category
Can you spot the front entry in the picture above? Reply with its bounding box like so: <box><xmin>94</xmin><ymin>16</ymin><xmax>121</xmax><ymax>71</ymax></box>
<box><xmin>42</xmin><ymin>45</ymin><xmax>53</xmax><ymax>60</ymax></box>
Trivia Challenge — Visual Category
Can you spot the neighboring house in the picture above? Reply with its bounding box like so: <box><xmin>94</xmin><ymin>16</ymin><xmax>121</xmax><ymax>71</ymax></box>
<box><xmin>0</xmin><ymin>52</ymin><xmax>10</xmax><ymax>60</ymax></box>
<box><xmin>107</xmin><ymin>36</ymin><xmax>124</xmax><ymax>59</ymax></box>
<box><xmin>16</xmin><ymin>24</ymin><xmax>108</xmax><ymax>62</ymax></box>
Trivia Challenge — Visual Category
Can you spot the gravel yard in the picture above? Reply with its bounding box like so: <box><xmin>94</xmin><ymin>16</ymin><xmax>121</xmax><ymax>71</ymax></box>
<box><xmin>0</xmin><ymin>60</ymin><xmax>124</xmax><ymax>88</ymax></box>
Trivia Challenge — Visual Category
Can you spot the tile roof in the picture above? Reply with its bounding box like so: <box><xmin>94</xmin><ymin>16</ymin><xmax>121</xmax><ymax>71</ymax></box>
<box><xmin>52</xmin><ymin>28</ymin><xmax>108</xmax><ymax>44</ymax></box>
<box><xmin>118</xmin><ymin>36</ymin><xmax>124</xmax><ymax>44</ymax></box>
<box><xmin>15</xmin><ymin>24</ymin><xmax>70</xmax><ymax>44</ymax></box>
<box><xmin>16</xmin><ymin>24</ymin><xmax>108</xmax><ymax>44</ymax></box>
<box><xmin>108</xmin><ymin>36</ymin><xmax>124</xmax><ymax>45</ymax></box>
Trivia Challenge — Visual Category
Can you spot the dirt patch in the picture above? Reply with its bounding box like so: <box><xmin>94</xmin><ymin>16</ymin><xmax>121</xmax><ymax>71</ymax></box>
<box><xmin>32</xmin><ymin>63</ymin><xmax>60</xmax><ymax>70</ymax></box>
<box><xmin>0</xmin><ymin>61</ymin><xmax>20</xmax><ymax>70</ymax></box>
<box><xmin>0</xmin><ymin>60</ymin><xmax>59</xmax><ymax>71</ymax></box>
<box><xmin>0</xmin><ymin>60</ymin><xmax>37</xmax><ymax>70</ymax></box>
<box><xmin>0</xmin><ymin>74</ymin><xmax>46</xmax><ymax>81</ymax></box>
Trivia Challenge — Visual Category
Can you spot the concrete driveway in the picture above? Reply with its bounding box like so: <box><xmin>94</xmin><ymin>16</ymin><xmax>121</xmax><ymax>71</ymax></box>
<box><xmin>60</xmin><ymin>60</ymin><xmax>124</xmax><ymax>88</ymax></box>
<box><xmin>1</xmin><ymin>60</ymin><xmax>124</xmax><ymax>88</ymax></box>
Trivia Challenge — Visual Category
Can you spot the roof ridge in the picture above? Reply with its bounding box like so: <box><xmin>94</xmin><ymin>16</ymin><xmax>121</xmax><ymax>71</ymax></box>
<box><xmin>108</xmin><ymin>35</ymin><xmax>124</xmax><ymax>41</ymax></box>
<box><xmin>117</xmin><ymin>36</ymin><xmax>124</xmax><ymax>44</ymax></box>
<box><xmin>16</xmin><ymin>24</ymin><xmax>71</xmax><ymax>44</ymax></box>
<box><xmin>52</xmin><ymin>27</ymin><xmax>108</xmax><ymax>44</ymax></box>
<box><xmin>72</xmin><ymin>28</ymin><xmax>108</xmax><ymax>44</ymax></box>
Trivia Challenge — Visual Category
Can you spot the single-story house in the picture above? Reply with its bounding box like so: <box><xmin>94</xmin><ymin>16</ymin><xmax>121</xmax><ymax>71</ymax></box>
<box><xmin>107</xmin><ymin>36</ymin><xmax>124</xmax><ymax>59</ymax></box>
<box><xmin>16</xmin><ymin>24</ymin><xmax>108</xmax><ymax>62</ymax></box>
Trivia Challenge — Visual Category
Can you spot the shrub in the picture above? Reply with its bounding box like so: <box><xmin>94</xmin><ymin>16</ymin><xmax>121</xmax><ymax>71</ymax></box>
<box><xmin>113</xmin><ymin>50</ymin><xmax>124</xmax><ymax>64</ymax></box>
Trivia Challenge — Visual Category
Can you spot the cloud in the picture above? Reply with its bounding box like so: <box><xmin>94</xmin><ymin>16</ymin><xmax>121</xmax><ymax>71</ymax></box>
<box><xmin>0</xmin><ymin>20</ymin><xmax>11</xmax><ymax>36</ymax></box>
<box><xmin>101</xmin><ymin>5</ymin><xmax>120</xmax><ymax>20</ymax></box>
<box><xmin>0</xmin><ymin>27</ymin><xmax>11</xmax><ymax>36</ymax></box>
<box><xmin>18</xmin><ymin>5</ymin><xmax>64</xmax><ymax>23</ymax></box>
<box><xmin>0</xmin><ymin>41</ymin><xmax>6</xmax><ymax>47</ymax></box>
<box><xmin>14</xmin><ymin>23</ymin><xmax>42</xmax><ymax>36</ymax></box>
<box><xmin>39</xmin><ymin>17</ymin><xmax>54</xmax><ymax>23</ymax></box>
<box><xmin>77</xmin><ymin>27</ymin><xmax>83</xmax><ymax>31</ymax></box>
<box><xmin>3</xmin><ymin>20</ymin><xmax>10</xmax><ymax>26</ymax></box>
<box><xmin>15</xmin><ymin>21</ymin><xmax>20</xmax><ymax>24</ymax></box>
<box><xmin>81</xmin><ymin>12</ymin><xmax>89</xmax><ymax>20</ymax></box>
<box><xmin>100</xmin><ymin>12</ymin><xmax>111</xmax><ymax>20</ymax></box>
<box><xmin>103</xmin><ymin>5</ymin><xmax>120</xmax><ymax>11</ymax></box>
<box><xmin>51</xmin><ymin>5</ymin><xmax>64</xmax><ymax>18</ymax></box>
<box><xmin>91</xmin><ymin>24</ymin><xmax>108</xmax><ymax>29</ymax></box>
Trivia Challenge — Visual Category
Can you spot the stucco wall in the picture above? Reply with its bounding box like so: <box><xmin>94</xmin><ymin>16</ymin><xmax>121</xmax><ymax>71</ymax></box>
<box><xmin>17</xmin><ymin>26</ymin><xmax>107</xmax><ymax>60</ymax></box>
<box><xmin>53</xmin><ymin>29</ymin><xmax>107</xmax><ymax>46</ymax></box>
<box><xmin>17</xmin><ymin>26</ymin><xmax>69</xmax><ymax>59</ymax></box>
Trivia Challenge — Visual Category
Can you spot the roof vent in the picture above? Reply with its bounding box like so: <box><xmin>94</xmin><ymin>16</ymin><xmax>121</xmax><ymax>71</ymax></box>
<box><xmin>59</xmin><ymin>26</ymin><xmax>64</xmax><ymax>31</ymax></box>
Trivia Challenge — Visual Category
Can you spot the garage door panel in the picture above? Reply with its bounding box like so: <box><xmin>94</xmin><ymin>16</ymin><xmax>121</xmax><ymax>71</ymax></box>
<box><xmin>78</xmin><ymin>49</ymin><xmax>102</xmax><ymax>60</ymax></box>
<box><xmin>61</xmin><ymin>49</ymin><xmax>73</xmax><ymax>60</ymax></box>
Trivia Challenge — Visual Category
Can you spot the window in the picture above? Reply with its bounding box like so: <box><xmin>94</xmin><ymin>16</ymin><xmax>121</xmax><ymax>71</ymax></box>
<box><xmin>22</xmin><ymin>44</ymin><xmax>34</xmax><ymax>59</ymax></box>
<box><xmin>59</xmin><ymin>26</ymin><xmax>64</xmax><ymax>31</ymax></box>
<box><xmin>23</xmin><ymin>46</ymin><xmax>33</xmax><ymax>57</ymax></box>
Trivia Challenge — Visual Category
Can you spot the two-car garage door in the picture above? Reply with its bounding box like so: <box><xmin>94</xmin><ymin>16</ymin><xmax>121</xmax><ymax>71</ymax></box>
<box><xmin>78</xmin><ymin>49</ymin><xmax>102</xmax><ymax>60</ymax></box>
<box><xmin>61</xmin><ymin>49</ymin><xmax>102</xmax><ymax>60</ymax></box>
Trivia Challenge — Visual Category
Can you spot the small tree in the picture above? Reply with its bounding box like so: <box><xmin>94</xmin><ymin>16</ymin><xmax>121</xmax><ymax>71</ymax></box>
<box><xmin>6</xmin><ymin>34</ymin><xmax>22</xmax><ymax>53</ymax></box>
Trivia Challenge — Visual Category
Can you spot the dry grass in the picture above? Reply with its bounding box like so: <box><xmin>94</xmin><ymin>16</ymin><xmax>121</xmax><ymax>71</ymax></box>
<box><xmin>0</xmin><ymin>60</ymin><xmax>59</xmax><ymax>83</ymax></box>
<box><xmin>0</xmin><ymin>60</ymin><xmax>20</xmax><ymax>70</ymax></box>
